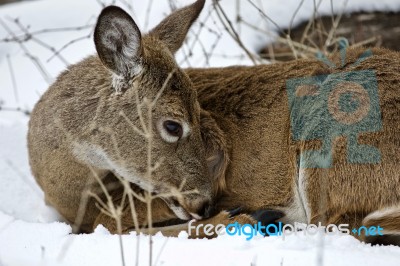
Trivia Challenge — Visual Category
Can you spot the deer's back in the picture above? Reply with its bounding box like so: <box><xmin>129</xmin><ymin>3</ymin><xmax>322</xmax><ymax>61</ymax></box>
<box><xmin>186</xmin><ymin>47</ymin><xmax>400</xmax><ymax>215</ymax></box>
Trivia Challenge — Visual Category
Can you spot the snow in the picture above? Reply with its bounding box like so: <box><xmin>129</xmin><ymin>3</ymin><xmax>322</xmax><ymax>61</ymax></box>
<box><xmin>1</xmin><ymin>205</ymin><xmax>400</xmax><ymax>266</ymax></box>
<box><xmin>1</xmin><ymin>0</ymin><xmax>400</xmax><ymax>265</ymax></box>
<box><xmin>1</xmin><ymin>206</ymin><xmax>400</xmax><ymax>265</ymax></box>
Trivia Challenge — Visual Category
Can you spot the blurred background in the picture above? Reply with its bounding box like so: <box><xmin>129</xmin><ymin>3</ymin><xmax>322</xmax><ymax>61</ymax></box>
<box><xmin>0</xmin><ymin>0</ymin><xmax>399</xmax><ymax>113</ymax></box>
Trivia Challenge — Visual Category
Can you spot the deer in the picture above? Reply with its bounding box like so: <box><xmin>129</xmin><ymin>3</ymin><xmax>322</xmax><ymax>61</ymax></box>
<box><xmin>28</xmin><ymin>0</ymin><xmax>400</xmax><ymax>246</ymax></box>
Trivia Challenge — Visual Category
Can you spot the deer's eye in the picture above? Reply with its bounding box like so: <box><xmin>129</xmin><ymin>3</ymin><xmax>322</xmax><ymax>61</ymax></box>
<box><xmin>163</xmin><ymin>120</ymin><xmax>183</xmax><ymax>138</ymax></box>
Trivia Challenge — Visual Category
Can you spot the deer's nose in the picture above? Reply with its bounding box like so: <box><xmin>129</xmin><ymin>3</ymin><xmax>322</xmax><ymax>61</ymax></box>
<box><xmin>188</xmin><ymin>198</ymin><xmax>214</xmax><ymax>219</ymax></box>
<box><xmin>197</xmin><ymin>200</ymin><xmax>214</xmax><ymax>218</ymax></box>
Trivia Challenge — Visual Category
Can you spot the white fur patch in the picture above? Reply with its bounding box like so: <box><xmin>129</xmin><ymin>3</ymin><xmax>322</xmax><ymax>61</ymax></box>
<box><xmin>190</xmin><ymin>212</ymin><xmax>202</xmax><ymax>220</ymax></box>
<box><xmin>364</xmin><ymin>206</ymin><xmax>400</xmax><ymax>221</ymax></box>
<box><xmin>279</xmin><ymin>167</ymin><xmax>309</xmax><ymax>224</ymax></box>
<box><xmin>168</xmin><ymin>205</ymin><xmax>191</xmax><ymax>220</ymax></box>
<box><xmin>111</xmin><ymin>68</ymin><xmax>142</xmax><ymax>94</ymax></box>
<box><xmin>72</xmin><ymin>142</ymin><xmax>110</xmax><ymax>169</ymax></box>
<box><xmin>364</xmin><ymin>206</ymin><xmax>400</xmax><ymax>235</ymax></box>
<box><xmin>161</xmin><ymin>197</ymin><xmax>193</xmax><ymax>220</ymax></box>
<box><xmin>72</xmin><ymin>142</ymin><xmax>153</xmax><ymax>192</ymax></box>
<box><xmin>298</xmin><ymin>167</ymin><xmax>310</xmax><ymax>222</ymax></box>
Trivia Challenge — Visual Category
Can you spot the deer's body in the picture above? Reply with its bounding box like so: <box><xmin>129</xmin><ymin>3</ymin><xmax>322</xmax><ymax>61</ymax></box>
<box><xmin>28</xmin><ymin>0</ymin><xmax>400</xmax><ymax>244</ymax></box>
<box><xmin>187</xmin><ymin>47</ymin><xmax>400</xmax><ymax>233</ymax></box>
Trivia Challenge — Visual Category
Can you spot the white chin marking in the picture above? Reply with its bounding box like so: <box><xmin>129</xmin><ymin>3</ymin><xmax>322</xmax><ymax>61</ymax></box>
<box><xmin>169</xmin><ymin>205</ymin><xmax>191</xmax><ymax>220</ymax></box>
<box><xmin>190</xmin><ymin>213</ymin><xmax>202</xmax><ymax>220</ymax></box>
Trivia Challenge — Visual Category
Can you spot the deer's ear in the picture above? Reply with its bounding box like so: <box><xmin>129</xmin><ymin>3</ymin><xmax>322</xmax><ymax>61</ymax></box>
<box><xmin>94</xmin><ymin>6</ymin><xmax>142</xmax><ymax>78</ymax></box>
<box><xmin>149</xmin><ymin>0</ymin><xmax>205</xmax><ymax>54</ymax></box>
<box><xmin>200</xmin><ymin>110</ymin><xmax>228</xmax><ymax>196</ymax></box>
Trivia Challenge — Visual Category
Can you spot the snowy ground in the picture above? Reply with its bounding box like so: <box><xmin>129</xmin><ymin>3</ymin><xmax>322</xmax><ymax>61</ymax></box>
<box><xmin>1</xmin><ymin>0</ymin><xmax>400</xmax><ymax>265</ymax></box>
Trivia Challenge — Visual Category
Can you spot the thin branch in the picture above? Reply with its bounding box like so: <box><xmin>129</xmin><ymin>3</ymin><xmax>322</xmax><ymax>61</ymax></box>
<box><xmin>47</xmin><ymin>34</ymin><xmax>92</xmax><ymax>63</ymax></box>
<box><xmin>288</xmin><ymin>0</ymin><xmax>306</xmax><ymax>37</ymax></box>
<box><xmin>212</xmin><ymin>0</ymin><xmax>258</xmax><ymax>65</ymax></box>
<box><xmin>143</xmin><ymin>0</ymin><xmax>154</xmax><ymax>31</ymax></box>
<box><xmin>0</xmin><ymin>18</ymin><xmax>53</xmax><ymax>84</ymax></box>
<box><xmin>9</xmin><ymin>18</ymin><xmax>69</xmax><ymax>65</ymax></box>
<box><xmin>0</xmin><ymin>24</ymin><xmax>93</xmax><ymax>42</ymax></box>
<box><xmin>245</xmin><ymin>0</ymin><xmax>285</xmax><ymax>35</ymax></box>
<box><xmin>6</xmin><ymin>54</ymin><xmax>19</xmax><ymax>104</ymax></box>
<box><xmin>324</xmin><ymin>0</ymin><xmax>349</xmax><ymax>49</ymax></box>
<box><xmin>0</xmin><ymin>106</ymin><xmax>31</xmax><ymax>115</ymax></box>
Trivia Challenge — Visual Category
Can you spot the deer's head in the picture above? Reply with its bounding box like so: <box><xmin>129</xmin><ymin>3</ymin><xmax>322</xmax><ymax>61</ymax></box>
<box><xmin>93</xmin><ymin>1</ymin><xmax>220</xmax><ymax>220</ymax></box>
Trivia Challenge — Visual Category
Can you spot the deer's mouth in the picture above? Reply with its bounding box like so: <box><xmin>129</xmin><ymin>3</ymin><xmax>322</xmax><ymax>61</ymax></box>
<box><xmin>163</xmin><ymin>197</ymin><xmax>208</xmax><ymax>222</ymax></box>
<box><xmin>162</xmin><ymin>197</ymin><xmax>192</xmax><ymax>220</ymax></box>
<box><xmin>129</xmin><ymin>183</ymin><xmax>197</xmax><ymax>221</ymax></box>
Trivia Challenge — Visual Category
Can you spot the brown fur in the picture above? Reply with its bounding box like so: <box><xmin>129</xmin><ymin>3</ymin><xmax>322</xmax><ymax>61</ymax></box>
<box><xmin>186</xmin><ymin>46</ymin><xmax>400</xmax><ymax>243</ymax></box>
<box><xmin>28</xmin><ymin>1</ymin><xmax>400</xmax><ymax>245</ymax></box>
<box><xmin>28</xmin><ymin>0</ymin><xmax>218</xmax><ymax>232</ymax></box>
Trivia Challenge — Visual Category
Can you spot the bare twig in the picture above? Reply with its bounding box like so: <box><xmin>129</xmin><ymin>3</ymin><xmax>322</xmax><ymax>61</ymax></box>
<box><xmin>300</xmin><ymin>0</ymin><xmax>323</xmax><ymax>47</ymax></box>
<box><xmin>9</xmin><ymin>18</ymin><xmax>69</xmax><ymax>65</ymax></box>
<box><xmin>0</xmin><ymin>18</ymin><xmax>53</xmax><ymax>84</ymax></box>
<box><xmin>0</xmin><ymin>106</ymin><xmax>31</xmax><ymax>115</ymax></box>
<box><xmin>0</xmin><ymin>25</ymin><xmax>93</xmax><ymax>43</ymax></box>
<box><xmin>212</xmin><ymin>0</ymin><xmax>258</xmax><ymax>64</ymax></box>
<box><xmin>324</xmin><ymin>0</ymin><xmax>349</xmax><ymax>49</ymax></box>
<box><xmin>245</xmin><ymin>0</ymin><xmax>285</xmax><ymax>35</ymax></box>
<box><xmin>47</xmin><ymin>34</ymin><xmax>92</xmax><ymax>63</ymax></box>
<box><xmin>143</xmin><ymin>0</ymin><xmax>154</xmax><ymax>31</ymax></box>
<box><xmin>6</xmin><ymin>54</ymin><xmax>19</xmax><ymax>104</ymax></box>
<box><xmin>288</xmin><ymin>0</ymin><xmax>306</xmax><ymax>37</ymax></box>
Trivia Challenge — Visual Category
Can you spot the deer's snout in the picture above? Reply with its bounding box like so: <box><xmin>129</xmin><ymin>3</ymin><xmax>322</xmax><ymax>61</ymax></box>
<box><xmin>186</xmin><ymin>197</ymin><xmax>214</xmax><ymax>220</ymax></box>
